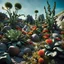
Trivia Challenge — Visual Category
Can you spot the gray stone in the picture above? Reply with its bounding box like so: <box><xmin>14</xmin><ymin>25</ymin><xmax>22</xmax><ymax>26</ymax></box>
<box><xmin>31</xmin><ymin>34</ymin><xmax>40</xmax><ymax>42</ymax></box>
<box><xmin>0</xmin><ymin>43</ymin><xmax>7</xmax><ymax>52</ymax></box>
<box><xmin>23</xmin><ymin>48</ymin><xmax>32</xmax><ymax>55</ymax></box>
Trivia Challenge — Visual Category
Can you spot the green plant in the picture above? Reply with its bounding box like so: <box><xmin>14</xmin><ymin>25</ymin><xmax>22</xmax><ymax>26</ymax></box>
<box><xmin>0</xmin><ymin>22</ymin><xmax>4</xmax><ymax>31</ymax></box>
<box><xmin>5</xmin><ymin>29</ymin><xmax>21</xmax><ymax>41</ymax></box>
<box><xmin>5</xmin><ymin>2</ymin><xmax>12</xmax><ymax>9</ymax></box>
<box><xmin>34</xmin><ymin>10</ymin><xmax>39</xmax><ymax>25</ymax></box>
<box><xmin>2</xmin><ymin>2</ymin><xmax>25</xmax><ymax>28</ymax></box>
<box><xmin>45</xmin><ymin>38</ymin><xmax>64</xmax><ymax>59</ymax></box>
<box><xmin>15</xmin><ymin>3</ymin><xmax>22</xmax><ymax>10</ymax></box>
<box><xmin>44</xmin><ymin>1</ymin><xmax>56</xmax><ymax>33</ymax></box>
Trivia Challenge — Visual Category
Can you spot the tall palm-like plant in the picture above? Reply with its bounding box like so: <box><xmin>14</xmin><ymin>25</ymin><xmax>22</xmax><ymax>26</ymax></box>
<box><xmin>34</xmin><ymin>10</ymin><xmax>39</xmax><ymax>25</ymax></box>
<box><xmin>34</xmin><ymin>10</ymin><xmax>38</xmax><ymax>20</ymax></box>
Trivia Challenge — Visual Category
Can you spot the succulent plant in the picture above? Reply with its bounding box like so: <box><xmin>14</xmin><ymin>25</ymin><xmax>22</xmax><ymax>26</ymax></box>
<box><xmin>5</xmin><ymin>29</ymin><xmax>21</xmax><ymax>41</ymax></box>
<box><xmin>44</xmin><ymin>38</ymin><xmax>64</xmax><ymax>59</ymax></box>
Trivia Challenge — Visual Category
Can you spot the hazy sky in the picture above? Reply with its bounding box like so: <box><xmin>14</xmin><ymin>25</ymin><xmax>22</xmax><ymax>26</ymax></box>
<box><xmin>0</xmin><ymin>0</ymin><xmax>64</xmax><ymax>19</ymax></box>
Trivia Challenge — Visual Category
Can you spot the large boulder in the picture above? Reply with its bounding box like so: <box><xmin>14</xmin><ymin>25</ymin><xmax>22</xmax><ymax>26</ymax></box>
<box><xmin>8</xmin><ymin>46</ymin><xmax>20</xmax><ymax>56</ymax></box>
<box><xmin>31</xmin><ymin>34</ymin><xmax>40</xmax><ymax>42</ymax></box>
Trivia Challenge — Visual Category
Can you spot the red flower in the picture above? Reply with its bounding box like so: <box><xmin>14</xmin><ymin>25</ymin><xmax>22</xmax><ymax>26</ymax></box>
<box><xmin>42</xmin><ymin>29</ymin><xmax>48</xmax><ymax>33</ymax></box>
<box><xmin>38</xmin><ymin>58</ymin><xmax>44</xmax><ymax>64</ymax></box>
<box><xmin>31</xmin><ymin>25</ymin><xmax>37</xmax><ymax>31</ymax></box>
<box><xmin>43</xmin><ymin>34</ymin><xmax>50</xmax><ymax>39</ymax></box>
<box><xmin>38</xmin><ymin>50</ymin><xmax>45</xmax><ymax>57</ymax></box>
<box><xmin>45</xmin><ymin>39</ymin><xmax>53</xmax><ymax>44</ymax></box>
<box><xmin>45</xmin><ymin>34</ymin><xmax>50</xmax><ymax>37</ymax></box>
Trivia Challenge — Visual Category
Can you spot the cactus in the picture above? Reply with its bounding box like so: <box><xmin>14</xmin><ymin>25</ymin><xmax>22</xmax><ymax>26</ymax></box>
<box><xmin>44</xmin><ymin>1</ymin><xmax>56</xmax><ymax>33</ymax></box>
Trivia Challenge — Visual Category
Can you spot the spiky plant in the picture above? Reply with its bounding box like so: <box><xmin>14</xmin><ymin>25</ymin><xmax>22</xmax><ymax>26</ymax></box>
<box><xmin>5</xmin><ymin>29</ymin><xmax>21</xmax><ymax>42</ymax></box>
<box><xmin>44</xmin><ymin>1</ymin><xmax>56</xmax><ymax>33</ymax></box>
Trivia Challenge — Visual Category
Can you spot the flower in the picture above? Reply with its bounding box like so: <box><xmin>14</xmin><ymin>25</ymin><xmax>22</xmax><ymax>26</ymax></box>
<box><xmin>45</xmin><ymin>33</ymin><xmax>50</xmax><ymax>37</ymax></box>
<box><xmin>15</xmin><ymin>3</ymin><xmax>22</xmax><ymax>9</ymax></box>
<box><xmin>45</xmin><ymin>39</ymin><xmax>53</xmax><ymax>44</ymax></box>
<box><xmin>22</xmin><ymin>29</ymin><xmax>27</xmax><ymax>34</ymax></box>
<box><xmin>38</xmin><ymin>58</ymin><xmax>44</xmax><ymax>64</ymax></box>
<box><xmin>43</xmin><ymin>33</ymin><xmax>50</xmax><ymax>39</ymax></box>
<box><xmin>5</xmin><ymin>2</ymin><xmax>12</xmax><ymax>9</ymax></box>
<box><xmin>31</xmin><ymin>25</ymin><xmax>37</xmax><ymax>31</ymax></box>
<box><xmin>28</xmin><ymin>31</ymin><xmax>33</xmax><ymax>35</ymax></box>
<box><xmin>38</xmin><ymin>50</ymin><xmax>45</xmax><ymax>57</ymax></box>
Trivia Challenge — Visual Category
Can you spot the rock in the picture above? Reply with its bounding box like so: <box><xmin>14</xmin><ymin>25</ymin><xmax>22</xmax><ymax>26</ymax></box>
<box><xmin>8</xmin><ymin>46</ymin><xmax>20</xmax><ymax>56</ymax></box>
<box><xmin>31</xmin><ymin>34</ymin><xmax>40</xmax><ymax>42</ymax></box>
<box><xmin>0</xmin><ymin>43</ymin><xmax>7</xmax><ymax>52</ymax></box>
<box><xmin>23</xmin><ymin>48</ymin><xmax>32</xmax><ymax>55</ymax></box>
<box><xmin>16</xmin><ymin>41</ymin><xmax>22</xmax><ymax>47</ymax></box>
<box><xmin>11</xmin><ymin>57</ymin><xmax>23</xmax><ymax>63</ymax></box>
<box><xmin>18</xmin><ymin>52</ymin><xmax>24</xmax><ymax>57</ymax></box>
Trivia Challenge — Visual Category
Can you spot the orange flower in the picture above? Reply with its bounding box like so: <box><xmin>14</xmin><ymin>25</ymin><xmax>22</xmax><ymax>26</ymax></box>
<box><xmin>28</xmin><ymin>31</ymin><xmax>33</xmax><ymax>35</ymax></box>
<box><xmin>31</xmin><ymin>26</ymin><xmax>37</xmax><ymax>31</ymax></box>
<box><xmin>43</xmin><ymin>34</ymin><xmax>50</xmax><ymax>39</ymax></box>
<box><xmin>42</xmin><ymin>29</ymin><xmax>48</xmax><ymax>33</ymax></box>
<box><xmin>38</xmin><ymin>50</ymin><xmax>45</xmax><ymax>57</ymax></box>
<box><xmin>45</xmin><ymin>39</ymin><xmax>53</xmax><ymax>44</ymax></box>
<box><xmin>38</xmin><ymin>58</ymin><xmax>44</xmax><ymax>64</ymax></box>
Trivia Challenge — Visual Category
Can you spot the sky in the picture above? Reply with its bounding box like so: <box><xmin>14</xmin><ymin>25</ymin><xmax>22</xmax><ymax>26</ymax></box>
<box><xmin>0</xmin><ymin>0</ymin><xmax>64</xmax><ymax>19</ymax></box>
